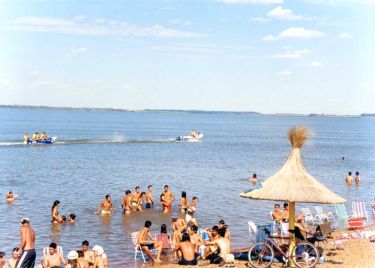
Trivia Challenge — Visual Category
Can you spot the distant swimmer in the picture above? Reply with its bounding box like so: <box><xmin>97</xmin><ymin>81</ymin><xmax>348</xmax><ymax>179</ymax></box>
<box><xmin>23</xmin><ymin>133</ymin><xmax>30</xmax><ymax>142</ymax></box>
<box><xmin>16</xmin><ymin>217</ymin><xmax>36</xmax><ymax>268</ymax></box>
<box><xmin>121</xmin><ymin>190</ymin><xmax>132</xmax><ymax>215</ymax></box>
<box><xmin>345</xmin><ymin>171</ymin><xmax>353</xmax><ymax>184</ymax></box>
<box><xmin>249</xmin><ymin>174</ymin><xmax>258</xmax><ymax>185</ymax></box>
<box><xmin>355</xmin><ymin>171</ymin><xmax>360</xmax><ymax>185</ymax></box>
<box><xmin>6</xmin><ymin>191</ymin><xmax>17</xmax><ymax>201</ymax></box>
<box><xmin>96</xmin><ymin>195</ymin><xmax>114</xmax><ymax>215</ymax></box>
<box><xmin>68</xmin><ymin>214</ymin><xmax>76</xmax><ymax>224</ymax></box>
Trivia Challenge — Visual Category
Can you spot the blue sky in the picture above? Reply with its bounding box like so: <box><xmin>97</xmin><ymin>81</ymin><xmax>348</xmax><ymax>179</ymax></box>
<box><xmin>0</xmin><ymin>0</ymin><xmax>374</xmax><ymax>114</ymax></box>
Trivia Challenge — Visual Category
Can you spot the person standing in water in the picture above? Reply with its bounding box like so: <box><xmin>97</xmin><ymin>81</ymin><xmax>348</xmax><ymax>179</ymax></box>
<box><xmin>162</xmin><ymin>185</ymin><xmax>175</xmax><ymax>213</ymax></box>
<box><xmin>355</xmin><ymin>171</ymin><xmax>360</xmax><ymax>185</ymax></box>
<box><xmin>179</xmin><ymin>191</ymin><xmax>188</xmax><ymax>214</ymax></box>
<box><xmin>16</xmin><ymin>218</ymin><xmax>36</xmax><ymax>268</ymax></box>
<box><xmin>121</xmin><ymin>190</ymin><xmax>132</xmax><ymax>215</ymax></box>
<box><xmin>249</xmin><ymin>174</ymin><xmax>258</xmax><ymax>185</ymax></box>
<box><xmin>96</xmin><ymin>195</ymin><xmax>114</xmax><ymax>215</ymax></box>
<box><xmin>145</xmin><ymin>185</ymin><xmax>154</xmax><ymax>209</ymax></box>
<box><xmin>51</xmin><ymin>200</ymin><xmax>64</xmax><ymax>223</ymax></box>
<box><xmin>345</xmin><ymin>171</ymin><xmax>353</xmax><ymax>184</ymax></box>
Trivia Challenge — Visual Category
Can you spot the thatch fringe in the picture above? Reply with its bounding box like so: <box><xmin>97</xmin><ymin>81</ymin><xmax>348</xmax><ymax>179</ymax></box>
<box><xmin>288</xmin><ymin>126</ymin><xmax>309</xmax><ymax>148</ymax></box>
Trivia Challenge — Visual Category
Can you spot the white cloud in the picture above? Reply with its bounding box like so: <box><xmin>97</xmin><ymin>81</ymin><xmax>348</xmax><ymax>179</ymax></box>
<box><xmin>169</xmin><ymin>19</ymin><xmax>193</xmax><ymax>26</ymax></box>
<box><xmin>73</xmin><ymin>15</ymin><xmax>86</xmax><ymax>22</ymax></box>
<box><xmin>71</xmin><ymin>47</ymin><xmax>88</xmax><ymax>54</ymax></box>
<box><xmin>2</xmin><ymin>16</ymin><xmax>202</xmax><ymax>38</ymax></box>
<box><xmin>276</xmin><ymin>70</ymin><xmax>292</xmax><ymax>76</ymax></box>
<box><xmin>263</xmin><ymin>27</ymin><xmax>325</xmax><ymax>41</ymax></box>
<box><xmin>299</xmin><ymin>61</ymin><xmax>323</xmax><ymax>67</ymax></box>
<box><xmin>31</xmin><ymin>70</ymin><xmax>40</xmax><ymax>75</ymax></box>
<box><xmin>337</xmin><ymin>32</ymin><xmax>352</xmax><ymax>39</ymax></box>
<box><xmin>250</xmin><ymin>17</ymin><xmax>271</xmax><ymax>23</ymax></box>
<box><xmin>267</xmin><ymin>6</ymin><xmax>302</xmax><ymax>20</ymax></box>
<box><xmin>272</xmin><ymin>49</ymin><xmax>311</xmax><ymax>59</ymax></box>
<box><xmin>94</xmin><ymin>18</ymin><xmax>107</xmax><ymax>24</ymax></box>
<box><xmin>218</xmin><ymin>0</ymin><xmax>283</xmax><ymax>4</ymax></box>
<box><xmin>305</xmin><ymin>0</ymin><xmax>375</xmax><ymax>5</ymax></box>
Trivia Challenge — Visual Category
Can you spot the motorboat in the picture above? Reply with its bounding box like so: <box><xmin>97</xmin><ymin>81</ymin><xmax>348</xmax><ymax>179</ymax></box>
<box><xmin>176</xmin><ymin>133</ymin><xmax>203</xmax><ymax>142</ymax></box>
<box><xmin>24</xmin><ymin>137</ymin><xmax>57</xmax><ymax>144</ymax></box>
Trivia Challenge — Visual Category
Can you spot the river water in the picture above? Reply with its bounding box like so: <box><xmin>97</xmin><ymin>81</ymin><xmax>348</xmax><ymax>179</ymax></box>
<box><xmin>0</xmin><ymin>108</ymin><xmax>374</xmax><ymax>266</ymax></box>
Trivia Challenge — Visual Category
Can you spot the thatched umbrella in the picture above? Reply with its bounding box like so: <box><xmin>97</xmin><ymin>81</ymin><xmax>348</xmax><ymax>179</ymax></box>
<box><xmin>240</xmin><ymin>126</ymin><xmax>345</xmax><ymax>255</ymax></box>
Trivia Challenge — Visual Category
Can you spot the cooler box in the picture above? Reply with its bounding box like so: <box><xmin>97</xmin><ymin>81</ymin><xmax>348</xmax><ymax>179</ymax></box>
<box><xmin>348</xmin><ymin>218</ymin><xmax>365</xmax><ymax>230</ymax></box>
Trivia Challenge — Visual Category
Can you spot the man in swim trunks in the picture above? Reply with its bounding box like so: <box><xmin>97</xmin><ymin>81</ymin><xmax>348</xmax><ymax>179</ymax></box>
<box><xmin>162</xmin><ymin>185</ymin><xmax>175</xmax><ymax>213</ymax></box>
<box><xmin>16</xmin><ymin>217</ymin><xmax>36</xmax><ymax>268</ymax></box>
<box><xmin>345</xmin><ymin>171</ymin><xmax>353</xmax><ymax>184</ymax></box>
<box><xmin>137</xmin><ymin>221</ymin><xmax>163</xmax><ymax>263</ymax></box>
<box><xmin>186</xmin><ymin>197</ymin><xmax>198</xmax><ymax>226</ymax></box>
<box><xmin>172</xmin><ymin>218</ymin><xmax>188</xmax><ymax>244</ymax></box>
<box><xmin>43</xmin><ymin>242</ymin><xmax>66</xmax><ymax>268</ymax></box>
<box><xmin>145</xmin><ymin>185</ymin><xmax>154</xmax><ymax>208</ymax></box>
<box><xmin>121</xmin><ymin>190</ymin><xmax>132</xmax><ymax>215</ymax></box>
<box><xmin>96</xmin><ymin>195</ymin><xmax>113</xmax><ymax>215</ymax></box>
<box><xmin>131</xmin><ymin>186</ymin><xmax>141</xmax><ymax>211</ymax></box>
<box><xmin>81</xmin><ymin>240</ymin><xmax>94</xmax><ymax>265</ymax></box>
<box><xmin>174</xmin><ymin>233</ymin><xmax>198</xmax><ymax>266</ymax></box>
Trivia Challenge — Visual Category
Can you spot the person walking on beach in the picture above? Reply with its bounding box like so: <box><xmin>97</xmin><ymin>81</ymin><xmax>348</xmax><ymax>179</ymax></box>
<box><xmin>173</xmin><ymin>233</ymin><xmax>198</xmax><ymax>265</ymax></box>
<box><xmin>137</xmin><ymin>221</ymin><xmax>163</xmax><ymax>263</ymax></box>
<box><xmin>121</xmin><ymin>190</ymin><xmax>132</xmax><ymax>215</ymax></box>
<box><xmin>145</xmin><ymin>185</ymin><xmax>154</xmax><ymax>208</ymax></box>
<box><xmin>162</xmin><ymin>185</ymin><xmax>175</xmax><ymax>213</ymax></box>
<box><xmin>355</xmin><ymin>171</ymin><xmax>360</xmax><ymax>185</ymax></box>
<box><xmin>96</xmin><ymin>195</ymin><xmax>113</xmax><ymax>215</ymax></box>
<box><xmin>16</xmin><ymin>217</ymin><xmax>36</xmax><ymax>268</ymax></box>
<box><xmin>345</xmin><ymin>171</ymin><xmax>353</xmax><ymax>184</ymax></box>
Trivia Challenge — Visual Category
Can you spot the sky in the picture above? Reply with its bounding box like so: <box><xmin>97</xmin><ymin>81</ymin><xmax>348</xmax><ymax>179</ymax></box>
<box><xmin>0</xmin><ymin>0</ymin><xmax>374</xmax><ymax>114</ymax></box>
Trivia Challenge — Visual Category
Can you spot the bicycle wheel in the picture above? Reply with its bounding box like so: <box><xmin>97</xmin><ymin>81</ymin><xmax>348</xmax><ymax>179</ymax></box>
<box><xmin>248</xmin><ymin>242</ymin><xmax>274</xmax><ymax>268</ymax></box>
<box><xmin>291</xmin><ymin>242</ymin><xmax>319</xmax><ymax>268</ymax></box>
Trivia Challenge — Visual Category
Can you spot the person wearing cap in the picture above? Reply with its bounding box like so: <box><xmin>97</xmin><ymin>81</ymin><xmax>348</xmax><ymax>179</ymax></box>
<box><xmin>43</xmin><ymin>242</ymin><xmax>66</xmax><ymax>268</ymax></box>
<box><xmin>92</xmin><ymin>246</ymin><xmax>107</xmax><ymax>268</ymax></box>
<box><xmin>185</xmin><ymin>197</ymin><xmax>198</xmax><ymax>227</ymax></box>
<box><xmin>16</xmin><ymin>217</ymin><xmax>36</xmax><ymax>268</ymax></box>
<box><xmin>65</xmin><ymin>251</ymin><xmax>80</xmax><ymax>268</ymax></box>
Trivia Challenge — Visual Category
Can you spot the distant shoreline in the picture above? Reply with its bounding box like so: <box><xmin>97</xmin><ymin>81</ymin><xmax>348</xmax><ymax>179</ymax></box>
<box><xmin>0</xmin><ymin>104</ymin><xmax>373</xmax><ymax>118</ymax></box>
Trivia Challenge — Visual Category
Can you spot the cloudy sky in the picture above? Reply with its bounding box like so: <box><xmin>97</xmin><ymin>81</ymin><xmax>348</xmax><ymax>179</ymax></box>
<box><xmin>0</xmin><ymin>0</ymin><xmax>374</xmax><ymax>114</ymax></box>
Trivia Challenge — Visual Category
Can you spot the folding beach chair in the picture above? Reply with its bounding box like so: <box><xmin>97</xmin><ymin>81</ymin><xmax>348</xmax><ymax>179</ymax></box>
<box><xmin>335</xmin><ymin>204</ymin><xmax>349</xmax><ymax>229</ymax></box>
<box><xmin>352</xmin><ymin>201</ymin><xmax>368</xmax><ymax>219</ymax></box>
<box><xmin>131</xmin><ymin>231</ymin><xmax>157</xmax><ymax>263</ymax></box>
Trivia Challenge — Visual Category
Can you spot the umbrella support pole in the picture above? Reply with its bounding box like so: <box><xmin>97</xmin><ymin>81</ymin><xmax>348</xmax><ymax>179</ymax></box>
<box><xmin>288</xmin><ymin>202</ymin><xmax>296</xmax><ymax>268</ymax></box>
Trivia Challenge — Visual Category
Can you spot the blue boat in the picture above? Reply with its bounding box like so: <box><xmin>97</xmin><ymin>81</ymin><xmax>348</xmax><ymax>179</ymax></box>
<box><xmin>24</xmin><ymin>137</ymin><xmax>57</xmax><ymax>144</ymax></box>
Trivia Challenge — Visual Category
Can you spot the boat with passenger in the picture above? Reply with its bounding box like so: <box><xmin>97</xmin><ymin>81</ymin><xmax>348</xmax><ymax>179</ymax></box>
<box><xmin>176</xmin><ymin>130</ymin><xmax>203</xmax><ymax>142</ymax></box>
<box><xmin>23</xmin><ymin>132</ymin><xmax>57</xmax><ymax>144</ymax></box>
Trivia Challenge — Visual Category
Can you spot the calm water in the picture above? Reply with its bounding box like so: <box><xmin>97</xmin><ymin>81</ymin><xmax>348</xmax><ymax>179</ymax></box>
<box><xmin>0</xmin><ymin>108</ymin><xmax>375</xmax><ymax>266</ymax></box>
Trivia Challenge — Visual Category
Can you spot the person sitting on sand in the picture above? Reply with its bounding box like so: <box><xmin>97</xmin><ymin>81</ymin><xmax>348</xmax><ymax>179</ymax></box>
<box><xmin>174</xmin><ymin>233</ymin><xmax>198</xmax><ymax>266</ymax></box>
<box><xmin>81</xmin><ymin>240</ymin><xmax>94</xmax><ymax>265</ymax></box>
<box><xmin>346</xmin><ymin>171</ymin><xmax>353</xmax><ymax>184</ymax></box>
<box><xmin>172</xmin><ymin>217</ymin><xmax>188</xmax><ymax>244</ymax></box>
<box><xmin>68</xmin><ymin>214</ymin><xmax>76</xmax><ymax>224</ymax></box>
<box><xmin>0</xmin><ymin>252</ymin><xmax>7</xmax><ymax>268</ymax></box>
<box><xmin>179</xmin><ymin>191</ymin><xmax>188</xmax><ymax>214</ymax></box>
<box><xmin>204</xmin><ymin>226</ymin><xmax>219</xmax><ymax>259</ymax></box>
<box><xmin>121</xmin><ymin>190</ymin><xmax>132</xmax><ymax>215</ymax></box>
<box><xmin>76</xmin><ymin>250</ymin><xmax>89</xmax><ymax>268</ymax></box>
<box><xmin>205</xmin><ymin>227</ymin><xmax>233</xmax><ymax>264</ymax></box>
<box><xmin>43</xmin><ymin>242</ymin><xmax>66</xmax><ymax>268</ymax></box>
<box><xmin>186</xmin><ymin>197</ymin><xmax>198</xmax><ymax>226</ymax></box>
<box><xmin>294</xmin><ymin>217</ymin><xmax>318</xmax><ymax>244</ymax></box>
<box><xmin>162</xmin><ymin>185</ymin><xmax>175</xmax><ymax>213</ymax></box>
<box><xmin>96</xmin><ymin>195</ymin><xmax>113</xmax><ymax>215</ymax></box>
<box><xmin>249</xmin><ymin>173</ymin><xmax>258</xmax><ymax>185</ymax></box>
<box><xmin>218</xmin><ymin>220</ymin><xmax>231</xmax><ymax>242</ymax></box>
<box><xmin>8</xmin><ymin>247</ymin><xmax>20</xmax><ymax>268</ymax></box>
<box><xmin>51</xmin><ymin>200</ymin><xmax>64</xmax><ymax>223</ymax></box>
<box><xmin>156</xmin><ymin>224</ymin><xmax>171</xmax><ymax>253</ymax></box>
<box><xmin>145</xmin><ymin>185</ymin><xmax>154</xmax><ymax>208</ymax></box>
<box><xmin>65</xmin><ymin>251</ymin><xmax>81</xmax><ymax>268</ymax></box>
<box><xmin>6</xmin><ymin>191</ymin><xmax>17</xmax><ymax>201</ymax></box>
<box><xmin>189</xmin><ymin>225</ymin><xmax>203</xmax><ymax>252</ymax></box>
<box><xmin>355</xmin><ymin>171</ymin><xmax>360</xmax><ymax>185</ymax></box>
<box><xmin>92</xmin><ymin>245</ymin><xmax>107</xmax><ymax>268</ymax></box>
<box><xmin>137</xmin><ymin>221</ymin><xmax>163</xmax><ymax>263</ymax></box>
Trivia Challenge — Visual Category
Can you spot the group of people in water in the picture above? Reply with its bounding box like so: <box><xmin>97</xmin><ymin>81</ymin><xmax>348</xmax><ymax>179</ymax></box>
<box><xmin>345</xmin><ymin>171</ymin><xmax>361</xmax><ymax>185</ymax></box>
<box><xmin>23</xmin><ymin>132</ymin><xmax>48</xmax><ymax>142</ymax></box>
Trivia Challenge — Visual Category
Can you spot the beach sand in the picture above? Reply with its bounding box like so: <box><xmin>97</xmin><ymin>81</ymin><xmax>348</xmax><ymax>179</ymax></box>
<box><xmin>138</xmin><ymin>226</ymin><xmax>375</xmax><ymax>268</ymax></box>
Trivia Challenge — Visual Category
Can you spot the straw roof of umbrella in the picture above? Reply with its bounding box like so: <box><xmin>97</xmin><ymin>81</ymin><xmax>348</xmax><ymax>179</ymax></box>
<box><xmin>240</xmin><ymin>126</ymin><xmax>345</xmax><ymax>204</ymax></box>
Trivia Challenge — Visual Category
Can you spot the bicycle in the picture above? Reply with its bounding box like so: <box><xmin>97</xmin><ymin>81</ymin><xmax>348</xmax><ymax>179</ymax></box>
<box><xmin>248</xmin><ymin>227</ymin><xmax>319</xmax><ymax>268</ymax></box>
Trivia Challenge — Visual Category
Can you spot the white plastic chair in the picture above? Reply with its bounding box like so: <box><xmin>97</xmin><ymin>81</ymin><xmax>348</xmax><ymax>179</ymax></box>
<box><xmin>42</xmin><ymin>246</ymin><xmax>63</xmax><ymax>257</ymax></box>
<box><xmin>131</xmin><ymin>231</ymin><xmax>158</xmax><ymax>263</ymax></box>
<box><xmin>352</xmin><ymin>201</ymin><xmax>368</xmax><ymax>219</ymax></box>
<box><xmin>314</xmin><ymin>206</ymin><xmax>334</xmax><ymax>222</ymax></box>
<box><xmin>248</xmin><ymin>221</ymin><xmax>257</xmax><ymax>243</ymax></box>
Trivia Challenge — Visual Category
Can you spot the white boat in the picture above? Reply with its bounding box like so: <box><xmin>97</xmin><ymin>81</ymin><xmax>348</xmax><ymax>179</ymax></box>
<box><xmin>176</xmin><ymin>133</ymin><xmax>203</xmax><ymax>142</ymax></box>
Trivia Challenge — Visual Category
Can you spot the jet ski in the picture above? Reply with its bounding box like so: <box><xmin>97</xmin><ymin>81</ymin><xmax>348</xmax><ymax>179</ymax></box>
<box><xmin>176</xmin><ymin>133</ymin><xmax>203</xmax><ymax>142</ymax></box>
<box><xmin>24</xmin><ymin>137</ymin><xmax>57</xmax><ymax>144</ymax></box>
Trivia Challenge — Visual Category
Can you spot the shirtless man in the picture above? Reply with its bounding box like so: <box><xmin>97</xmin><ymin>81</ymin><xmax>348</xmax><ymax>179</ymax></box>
<box><xmin>355</xmin><ymin>171</ymin><xmax>360</xmax><ymax>185</ymax></box>
<box><xmin>172</xmin><ymin>218</ymin><xmax>188</xmax><ymax>243</ymax></box>
<box><xmin>43</xmin><ymin>243</ymin><xmax>65</xmax><ymax>268</ymax></box>
<box><xmin>81</xmin><ymin>241</ymin><xmax>94</xmax><ymax>266</ymax></box>
<box><xmin>145</xmin><ymin>185</ymin><xmax>154</xmax><ymax>209</ymax></box>
<box><xmin>218</xmin><ymin>220</ymin><xmax>231</xmax><ymax>242</ymax></box>
<box><xmin>162</xmin><ymin>185</ymin><xmax>175</xmax><ymax>213</ymax></box>
<box><xmin>204</xmin><ymin>226</ymin><xmax>219</xmax><ymax>259</ymax></box>
<box><xmin>121</xmin><ymin>190</ymin><xmax>132</xmax><ymax>215</ymax></box>
<box><xmin>173</xmin><ymin>233</ymin><xmax>198</xmax><ymax>265</ymax></box>
<box><xmin>8</xmin><ymin>247</ymin><xmax>20</xmax><ymax>268</ymax></box>
<box><xmin>6</xmin><ymin>191</ymin><xmax>17</xmax><ymax>201</ymax></box>
<box><xmin>189</xmin><ymin>225</ymin><xmax>203</xmax><ymax>252</ymax></box>
<box><xmin>16</xmin><ymin>217</ymin><xmax>36</xmax><ymax>268</ymax></box>
<box><xmin>205</xmin><ymin>227</ymin><xmax>231</xmax><ymax>264</ymax></box>
<box><xmin>345</xmin><ymin>171</ymin><xmax>353</xmax><ymax>184</ymax></box>
<box><xmin>137</xmin><ymin>221</ymin><xmax>163</xmax><ymax>263</ymax></box>
<box><xmin>186</xmin><ymin>197</ymin><xmax>198</xmax><ymax>226</ymax></box>
<box><xmin>131</xmin><ymin>186</ymin><xmax>141</xmax><ymax>209</ymax></box>
<box><xmin>96</xmin><ymin>195</ymin><xmax>113</xmax><ymax>215</ymax></box>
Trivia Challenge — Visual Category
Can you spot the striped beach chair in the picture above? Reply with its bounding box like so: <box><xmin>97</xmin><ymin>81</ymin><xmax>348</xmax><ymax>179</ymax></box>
<box><xmin>352</xmin><ymin>201</ymin><xmax>368</xmax><ymax>219</ymax></box>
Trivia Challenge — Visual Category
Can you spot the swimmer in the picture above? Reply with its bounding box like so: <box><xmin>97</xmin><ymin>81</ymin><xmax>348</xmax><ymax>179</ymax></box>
<box><xmin>249</xmin><ymin>173</ymin><xmax>258</xmax><ymax>185</ymax></box>
<box><xmin>68</xmin><ymin>214</ymin><xmax>76</xmax><ymax>224</ymax></box>
<box><xmin>355</xmin><ymin>171</ymin><xmax>360</xmax><ymax>185</ymax></box>
<box><xmin>130</xmin><ymin>186</ymin><xmax>141</xmax><ymax>211</ymax></box>
<box><xmin>6</xmin><ymin>191</ymin><xmax>17</xmax><ymax>201</ymax></box>
<box><xmin>96</xmin><ymin>195</ymin><xmax>114</xmax><ymax>215</ymax></box>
